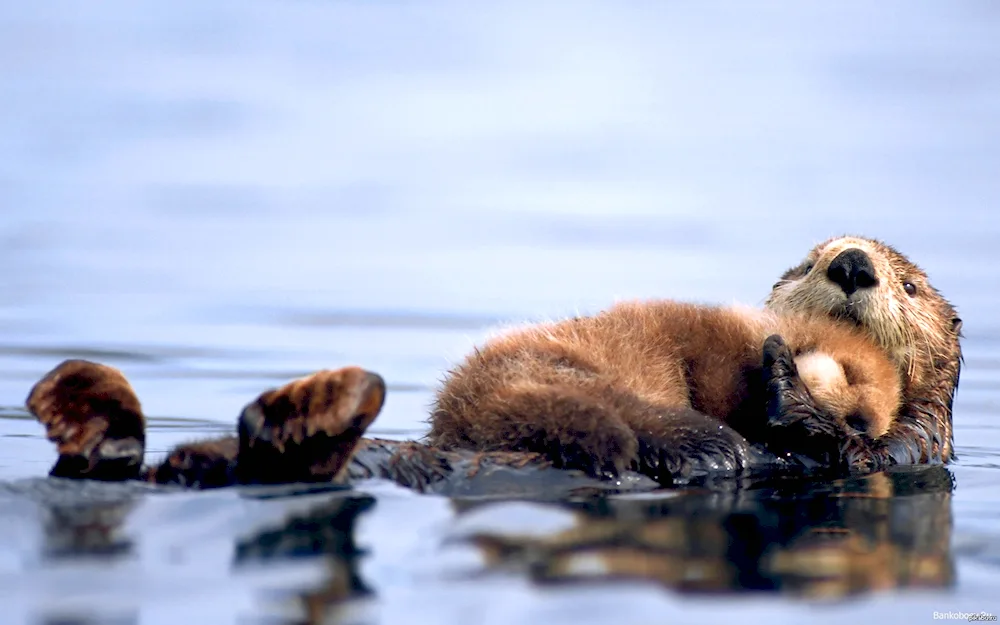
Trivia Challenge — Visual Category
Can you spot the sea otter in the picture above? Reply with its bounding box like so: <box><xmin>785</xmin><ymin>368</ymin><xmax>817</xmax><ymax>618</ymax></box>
<box><xmin>23</xmin><ymin>332</ymin><xmax>858</xmax><ymax>493</ymax></box>
<box><xmin>20</xmin><ymin>236</ymin><xmax>960</xmax><ymax>491</ymax></box>
<box><xmin>428</xmin><ymin>236</ymin><xmax>962</xmax><ymax>479</ymax></box>
<box><xmin>427</xmin><ymin>303</ymin><xmax>902</xmax><ymax>481</ymax></box>
<box><xmin>766</xmin><ymin>236</ymin><xmax>962</xmax><ymax>465</ymax></box>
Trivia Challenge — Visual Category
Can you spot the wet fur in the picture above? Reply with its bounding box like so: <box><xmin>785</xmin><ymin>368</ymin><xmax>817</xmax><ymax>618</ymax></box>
<box><xmin>24</xmin><ymin>236</ymin><xmax>959</xmax><ymax>488</ymax></box>
<box><xmin>26</xmin><ymin>360</ymin><xmax>146</xmax><ymax>481</ymax></box>
<box><xmin>428</xmin><ymin>301</ymin><xmax>901</xmax><ymax>478</ymax></box>
<box><xmin>767</xmin><ymin>236</ymin><xmax>962</xmax><ymax>463</ymax></box>
<box><xmin>27</xmin><ymin>361</ymin><xmax>386</xmax><ymax>488</ymax></box>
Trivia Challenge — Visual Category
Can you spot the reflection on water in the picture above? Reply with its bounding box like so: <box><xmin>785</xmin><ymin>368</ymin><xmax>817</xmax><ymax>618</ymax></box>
<box><xmin>234</xmin><ymin>494</ymin><xmax>374</xmax><ymax>624</ymax></box>
<box><xmin>25</xmin><ymin>468</ymin><xmax>952</xmax><ymax>623</ymax></box>
<box><xmin>43</xmin><ymin>501</ymin><xmax>137</xmax><ymax>561</ymax></box>
<box><xmin>3</xmin><ymin>467</ymin><xmax>962</xmax><ymax>623</ymax></box>
<box><xmin>453</xmin><ymin>467</ymin><xmax>955</xmax><ymax>598</ymax></box>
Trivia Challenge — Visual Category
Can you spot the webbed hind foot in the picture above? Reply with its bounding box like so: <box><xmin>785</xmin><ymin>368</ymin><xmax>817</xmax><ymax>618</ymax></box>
<box><xmin>236</xmin><ymin>367</ymin><xmax>386</xmax><ymax>485</ymax></box>
<box><xmin>26</xmin><ymin>360</ymin><xmax>145</xmax><ymax>481</ymax></box>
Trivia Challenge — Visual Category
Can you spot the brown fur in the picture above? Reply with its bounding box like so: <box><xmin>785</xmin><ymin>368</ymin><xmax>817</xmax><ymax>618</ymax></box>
<box><xmin>767</xmin><ymin>236</ymin><xmax>962</xmax><ymax>463</ymax></box>
<box><xmin>146</xmin><ymin>437</ymin><xmax>239</xmax><ymax>488</ymax></box>
<box><xmin>26</xmin><ymin>362</ymin><xmax>385</xmax><ymax>488</ymax></box>
<box><xmin>26</xmin><ymin>359</ymin><xmax>146</xmax><ymax>480</ymax></box>
<box><xmin>28</xmin><ymin>359</ymin><xmax>616</xmax><ymax>493</ymax></box>
<box><xmin>428</xmin><ymin>301</ymin><xmax>902</xmax><ymax>478</ymax></box>
<box><xmin>236</xmin><ymin>366</ymin><xmax>386</xmax><ymax>484</ymax></box>
<box><xmin>26</xmin><ymin>236</ymin><xmax>959</xmax><ymax>488</ymax></box>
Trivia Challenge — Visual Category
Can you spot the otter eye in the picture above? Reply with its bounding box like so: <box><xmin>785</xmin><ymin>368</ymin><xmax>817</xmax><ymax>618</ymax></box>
<box><xmin>903</xmin><ymin>282</ymin><xmax>917</xmax><ymax>296</ymax></box>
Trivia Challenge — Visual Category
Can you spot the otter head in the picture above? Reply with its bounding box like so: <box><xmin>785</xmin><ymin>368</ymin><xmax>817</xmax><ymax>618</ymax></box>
<box><xmin>766</xmin><ymin>236</ymin><xmax>962</xmax><ymax>461</ymax></box>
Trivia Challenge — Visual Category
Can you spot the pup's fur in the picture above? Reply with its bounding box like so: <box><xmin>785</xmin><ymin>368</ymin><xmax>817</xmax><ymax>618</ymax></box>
<box><xmin>428</xmin><ymin>301</ymin><xmax>901</xmax><ymax>479</ymax></box>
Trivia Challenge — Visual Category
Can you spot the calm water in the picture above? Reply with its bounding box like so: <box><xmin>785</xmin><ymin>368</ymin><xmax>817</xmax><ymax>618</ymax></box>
<box><xmin>2</xmin><ymin>1</ymin><xmax>1000</xmax><ymax>623</ymax></box>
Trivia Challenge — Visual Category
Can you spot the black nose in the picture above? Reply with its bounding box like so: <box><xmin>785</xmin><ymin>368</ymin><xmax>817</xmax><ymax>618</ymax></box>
<box><xmin>826</xmin><ymin>249</ymin><xmax>877</xmax><ymax>296</ymax></box>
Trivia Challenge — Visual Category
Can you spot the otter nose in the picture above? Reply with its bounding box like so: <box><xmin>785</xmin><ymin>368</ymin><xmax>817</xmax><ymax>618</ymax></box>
<box><xmin>826</xmin><ymin>249</ymin><xmax>877</xmax><ymax>296</ymax></box>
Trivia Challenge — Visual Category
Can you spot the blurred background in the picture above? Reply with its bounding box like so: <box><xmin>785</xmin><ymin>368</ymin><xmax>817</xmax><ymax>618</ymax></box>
<box><xmin>1</xmin><ymin>1</ymin><xmax>998</xmax><ymax>466</ymax></box>
<box><xmin>2</xmin><ymin>2</ymin><xmax>1000</xmax><ymax>623</ymax></box>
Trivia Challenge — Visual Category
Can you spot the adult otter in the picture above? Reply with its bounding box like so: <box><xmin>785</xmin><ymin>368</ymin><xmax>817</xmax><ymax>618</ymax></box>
<box><xmin>428</xmin><ymin>236</ymin><xmax>962</xmax><ymax>479</ymax></box>
<box><xmin>21</xmin><ymin>236</ymin><xmax>959</xmax><ymax>491</ymax></box>
<box><xmin>767</xmin><ymin>236</ymin><xmax>962</xmax><ymax>464</ymax></box>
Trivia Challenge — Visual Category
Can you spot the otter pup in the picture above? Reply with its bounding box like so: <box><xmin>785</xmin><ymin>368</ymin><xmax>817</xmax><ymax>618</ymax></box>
<box><xmin>767</xmin><ymin>236</ymin><xmax>962</xmax><ymax>464</ymax></box>
<box><xmin>427</xmin><ymin>302</ymin><xmax>903</xmax><ymax>481</ymax></box>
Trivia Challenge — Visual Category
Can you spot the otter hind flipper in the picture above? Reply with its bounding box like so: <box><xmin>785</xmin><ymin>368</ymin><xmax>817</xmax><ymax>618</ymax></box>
<box><xmin>235</xmin><ymin>367</ymin><xmax>386</xmax><ymax>485</ymax></box>
<box><xmin>26</xmin><ymin>359</ymin><xmax>146</xmax><ymax>481</ymax></box>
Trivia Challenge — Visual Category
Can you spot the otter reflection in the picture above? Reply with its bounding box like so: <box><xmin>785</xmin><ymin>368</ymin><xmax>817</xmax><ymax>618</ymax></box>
<box><xmin>233</xmin><ymin>493</ymin><xmax>374</xmax><ymax>624</ymax></box>
<box><xmin>25</xmin><ymin>481</ymin><xmax>143</xmax><ymax>561</ymax></box>
<box><xmin>455</xmin><ymin>466</ymin><xmax>954</xmax><ymax>598</ymax></box>
<box><xmin>42</xmin><ymin>500</ymin><xmax>136</xmax><ymax>559</ymax></box>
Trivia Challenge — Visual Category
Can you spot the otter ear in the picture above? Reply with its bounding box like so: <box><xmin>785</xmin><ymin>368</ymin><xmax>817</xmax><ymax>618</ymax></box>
<box><xmin>952</xmin><ymin>317</ymin><xmax>963</xmax><ymax>335</ymax></box>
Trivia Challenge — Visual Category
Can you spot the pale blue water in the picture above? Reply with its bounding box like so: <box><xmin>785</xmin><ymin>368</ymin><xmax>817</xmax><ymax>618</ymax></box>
<box><xmin>1</xmin><ymin>1</ymin><xmax>999</xmax><ymax>623</ymax></box>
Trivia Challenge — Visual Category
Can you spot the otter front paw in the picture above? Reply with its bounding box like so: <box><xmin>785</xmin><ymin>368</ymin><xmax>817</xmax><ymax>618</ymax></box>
<box><xmin>762</xmin><ymin>335</ymin><xmax>848</xmax><ymax>468</ymax></box>
<box><xmin>763</xmin><ymin>335</ymin><xmax>889</xmax><ymax>473</ymax></box>
<box><xmin>236</xmin><ymin>367</ymin><xmax>386</xmax><ymax>485</ymax></box>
